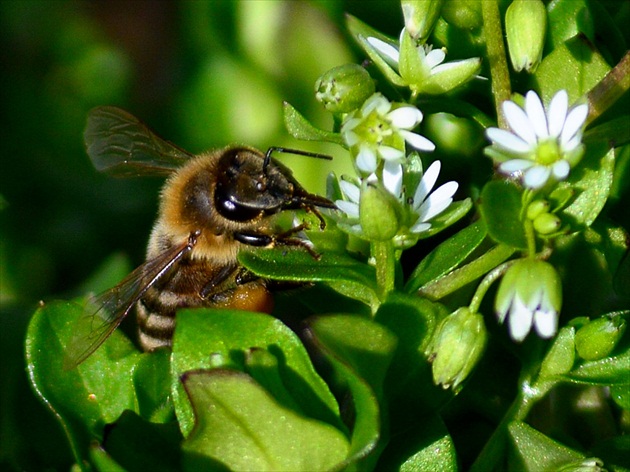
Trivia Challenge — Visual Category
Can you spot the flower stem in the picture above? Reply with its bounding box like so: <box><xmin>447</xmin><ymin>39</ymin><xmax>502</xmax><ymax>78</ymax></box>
<box><xmin>371</xmin><ymin>240</ymin><xmax>396</xmax><ymax>299</ymax></box>
<box><xmin>481</xmin><ymin>0</ymin><xmax>512</xmax><ymax>129</ymax></box>
<box><xmin>469</xmin><ymin>259</ymin><xmax>516</xmax><ymax>314</ymax></box>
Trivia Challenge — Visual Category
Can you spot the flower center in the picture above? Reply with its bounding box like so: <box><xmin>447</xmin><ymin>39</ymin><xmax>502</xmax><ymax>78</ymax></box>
<box><xmin>535</xmin><ymin>139</ymin><xmax>561</xmax><ymax>165</ymax></box>
<box><xmin>360</xmin><ymin>111</ymin><xmax>393</xmax><ymax>145</ymax></box>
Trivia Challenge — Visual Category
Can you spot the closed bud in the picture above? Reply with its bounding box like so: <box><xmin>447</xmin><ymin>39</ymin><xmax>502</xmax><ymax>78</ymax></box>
<box><xmin>429</xmin><ymin>307</ymin><xmax>487</xmax><ymax>390</ymax></box>
<box><xmin>315</xmin><ymin>64</ymin><xmax>375</xmax><ymax>113</ymax></box>
<box><xmin>401</xmin><ymin>0</ymin><xmax>444</xmax><ymax>42</ymax></box>
<box><xmin>575</xmin><ymin>314</ymin><xmax>627</xmax><ymax>361</ymax></box>
<box><xmin>441</xmin><ymin>0</ymin><xmax>482</xmax><ymax>30</ymax></box>
<box><xmin>533</xmin><ymin>212</ymin><xmax>561</xmax><ymax>235</ymax></box>
<box><xmin>359</xmin><ymin>181</ymin><xmax>401</xmax><ymax>241</ymax></box>
<box><xmin>526</xmin><ymin>199</ymin><xmax>550</xmax><ymax>220</ymax></box>
<box><xmin>506</xmin><ymin>0</ymin><xmax>547</xmax><ymax>72</ymax></box>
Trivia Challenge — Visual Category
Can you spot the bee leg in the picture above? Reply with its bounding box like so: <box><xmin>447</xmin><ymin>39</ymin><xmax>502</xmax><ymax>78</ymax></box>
<box><xmin>199</xmin><ymin>263</ymin><xmax>238</xmax><ymax>299</ymax></box>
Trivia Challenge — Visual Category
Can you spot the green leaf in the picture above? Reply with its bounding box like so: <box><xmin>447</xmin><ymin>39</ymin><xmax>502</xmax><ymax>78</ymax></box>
<box><xmin>405</xmin><ymin>220</ymin><xmax>487</xmax><ymax>293</ymax></box>
<box><xmin>181</xmin><ymin>370</ymin><xmax>350</xmax><ymax>472</ymax></box>
<box><xmin>133</xmin><ymin>348</ymin><xmax>175</xmax><ymax>423</ymax></box>
<box><xmin>559</xmin><ymin>145</ymin><xmax>615</xmax><ymax>228</ymax></box>
<box><xmin>377</xmin><ymin>414</ymin><xmax>458</xmax><ymax>472</ymax></box>
<box><xmin>171</xmin><ymin>309</ymin><xmax>341</xmax><ymax>437</ymax></box>
<box><xmin>562</xmin><ymin>343</ymin><xmax>630</xmax><ymax>386</ymax></box>
<box><xmin>238</xmin><ymin>247</ymin><xmax>379</xmax><ymax>309</ymax></box>
<box><xmin>102</xmin><ymin>411</ymin><xmax>182</xmax><ymax>472</ymax></box>
<box><xmin>307</xmin><ymin>316</ymin><xmax>385</xmax><ymax>469</ymax></box>
<box><xmin>282</xmin><ymin>102</ymin><xmax>343</xmax><ymax>145</ymax></box>
<box><xmin>480</xmin><ymin>180</ymin><xmax>527</xmax><ymax>250</ymax></box>
<box><xmin>584</xmin><ymin>116</ymin><xmax>630</xmax><ymax>147</ymax></box>
<box><xmin>507</xmin><ymin>421</ymin><xmax>586</xmax><ymax>471</ymax></box>
<box><xmin>25</xmin><ymin>301</ymin><xmax>141</xmax><ymax>465</ymax></box>
<box><xmin>534</xmin><ymin>34</ymin><xmax>611</xmax><ymax>104</ymax></box>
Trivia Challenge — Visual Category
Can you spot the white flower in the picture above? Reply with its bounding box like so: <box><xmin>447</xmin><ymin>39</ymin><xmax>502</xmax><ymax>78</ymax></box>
<box><xmin>341</xmin><ymin>93</ymin><xmax>434</xmax><ymax>173</ymax></box>
<box><xmin>485</xmin><ymin>90</ymin><xmax>588</xmax><ymax>189</ymax></box>
<box><xmin>364</xmin><ymin>29</ymin><xmax>482</xmax><ymax>96</ymax></box>
<box><xmin>495</xmin><ymin>259</ymin><xmax>562</xmax><ymax>342</ymax></box>
<box><xmin>407</xmin><ymin>161</ymin><xmax>459</xmax><ymax>234</ymax></box>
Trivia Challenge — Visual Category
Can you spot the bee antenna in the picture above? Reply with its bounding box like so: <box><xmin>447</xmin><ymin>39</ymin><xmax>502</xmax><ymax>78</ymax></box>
<box><xmin>263</xmin><ymin>147</ymin><xmax>333</xmax><ymax>173</ymax></box>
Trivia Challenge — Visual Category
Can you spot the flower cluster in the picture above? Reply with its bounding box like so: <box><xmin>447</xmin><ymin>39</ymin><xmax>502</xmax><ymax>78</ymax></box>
<box><xmin>485</xmin><ymin>90</ymin><xmax>588</xmax><ymax>189</ymax></box>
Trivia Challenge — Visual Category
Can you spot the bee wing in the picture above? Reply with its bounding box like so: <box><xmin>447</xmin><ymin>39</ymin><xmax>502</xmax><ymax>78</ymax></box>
<box><xmin>84</xmin><ymin>106</ymin><xmax>193</xmax><ymax>177</ymax></box>
<box><xmin>63</xmin><ymin>235</ymin><xmax>198</xmax><ymax>369</ymax></box>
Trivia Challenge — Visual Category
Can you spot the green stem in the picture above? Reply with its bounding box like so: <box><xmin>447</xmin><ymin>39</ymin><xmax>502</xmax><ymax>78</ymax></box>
<box><xmin>586</xmin><ymin>51</ymin><xmax>630</xmax><ymax>125</ymax></box>
<box><xmin>371</xmin><ymin>240</ymin><xmax>396</xmax><ymax>299</ymax></box>
<box><xmin>468</xmin><ymin>259</ymin><xmax>516</xmax><ymax>314</ymax></box>
<box><xmin>481</xmin><ymin>0</ymin><xmax>512</xmax><ymax>129</ymax></box>
<box><xmin>418</xmin><ymin>244</ymin><xmax>516</xmax><ymax>301</ymax></box>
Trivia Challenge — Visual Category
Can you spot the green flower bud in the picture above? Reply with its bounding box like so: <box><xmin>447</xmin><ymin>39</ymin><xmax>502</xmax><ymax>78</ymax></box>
<box><xmin>441</xmin><ymin>0</ymin><xmax>482</xmax><ymax>30</ymax></box>
<box><xmin>533</xmin><ymin>212</ymin><xmax>561</xmax><ymax>235</ymax></box>
<box><xmin>315</xmin><ymin>64</ymin><xmax>375</xmax><ymax>113</ymax></box>
<box><xmin>429</xmin><ymin>307</ymin><xmax>487</xmax><ymax>390</ymax></box>
<box><xmin>526</xmin><ymin>199</ymin><xmax>550</xmax><ymax>220</ymax></box>
<box><xmin>575</xmin><ymin>314</ymin><xmax>627</xmax><ymax>361</ymax></box>
<box><xmin>556</xmin><ymin>457</ymin><xmax>605</xmax><ymax>472</ymax></box>
<box><xmin>505</xmin><ymin>0</ymin><xmax>547</xmax><ymax>73</ymax></box>
<box><xmin>359</xmin><ymin>181</ymin><xmax>401</xmax><ymax>241</ymax></box>
<box><xmin>401</xmin><ymin>0</ymin><xmax>444</xmax><ymax>42</ymax></box>
<box><xmin>539</xmin><ymin>326</ymin><xmax>576</xmax><ymax>378</ymax></box>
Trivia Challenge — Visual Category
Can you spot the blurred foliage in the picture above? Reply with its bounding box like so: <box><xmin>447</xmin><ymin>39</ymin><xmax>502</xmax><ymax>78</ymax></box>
<box><xmin>0</xmin><ymin>1</ymin><xmax>368</xmax><ymax>469</ymax></box>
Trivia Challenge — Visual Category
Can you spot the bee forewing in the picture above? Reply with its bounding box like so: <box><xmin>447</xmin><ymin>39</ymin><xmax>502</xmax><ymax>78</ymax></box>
<box><xmin>84</xmin><ymin>106</ymin><xmax>193</xmax><ymax>177</ymax></box>
<box><xmin>63</xmin><ymin>236</ymin><xmax>197</xmax><ymax>369</ymax></box>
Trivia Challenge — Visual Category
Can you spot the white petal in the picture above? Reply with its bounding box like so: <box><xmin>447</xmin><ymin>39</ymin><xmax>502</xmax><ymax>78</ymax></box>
<box><xmin>523</xmin><ymin>165</ymin><xmax>551</xmax><ymax>189</ymax></box>
<box><xmin>425</xmin><ymin>47</ymin><xmax>446</xmax><ymax>68</ymax></box>
<box><xmin>410</xmin><ymin>221</ymin><xmax>432</xmax><ymax>233</ymax></box>
<box><xmin>503</xmin><ymin>100</ymin><xmax>537</xmax><ymax>145</ymax></box>
<box><xmin>562</xmin><ymin>135</ymin><xmax>582</xmax><ymax>153</ymax></box>
<box><xmin>524</xmin><ymin>91</ymin><xmax>549</xmax><ymax>138</ymax></box>
<box><xmin>560</xmin><ymin>104</ymin><xmax>588</xmax><ymax>147</ymax></box>
<box><xmin>336</xmin><ymin>200</ymin><xmax>359</xmax><ymax>218</ymax></box>
<box><xmin>551</xmin><ymin>160</ymin><xmax>570</xmax><ymax>180</ymax></box>
<box><xmin>400</xmin><ymin>130</ymin><xmax>435</xmax><ymax>151</ymax></box>
<box><xmin>378</xmin><ymin>145</ymin><xmax>405</xmax><ymax>161</ymax></box>
<box><xmin>534</xmin><ymin>309</ymin><xmax>558</xmax><ymax>339</ymax></box>
<box><xmin>341</xmin><ymin>117</ymin><xmax>361</xmax><ymax>134</ymax></box>
<box><xmin>416</xmin><ymin>181</ymin><xmax>457</xmax><ymax>221</ymax></box>
<box><xmin>486</xmin><ymin>128</ymin><xmax>531</xmax><ymax>153</ymax></box>
<box><xmin>340</xmin><ymin>180</ymin><xmax>360</xmax><ymax>203</ymax></box>
<box><xmin>363</xmin><ymin>93</ymin><xmax>391</xmax><ymax>115</ymax></box>
<box><xmin>548</xmin><ymin>90</ymin><xmax>568</xmax><ymax>137</ymax></box>
<box><xmin>387</xmin><ymin>106</ymin><xmax>422</xmax><ymax>129</ymax></box>
<box><xmin>344</xmin><ymin>130</ymin><xmax>360</xmax><ymax>147</ymax></box>
<box><xmin>366</xmin><ymin>36</ymin><xmax>400</xmax><ymax>65</ymax></box>
<box><xmin>356</xmin><ymin>146</ymin><xmax>377</xmax><ymax>172</ymax></box>
<box><xmin>383</xmin><ymin>161</ymin><xmax>403</xmax><ymax>197</ymax></box>
<box><xmin>499</xmin><ymin>159</ymin><xmax>535</xmax><ymax>173</ymax></box>
<box><xmin>509</xmin><ymin>296</ymin><xmax>533</xmax><ymax>342</ymax></box>
<box><xmin>413</xmin><ymin>160</ymin><xmax>441</xmax><ymax>204</ymax></box>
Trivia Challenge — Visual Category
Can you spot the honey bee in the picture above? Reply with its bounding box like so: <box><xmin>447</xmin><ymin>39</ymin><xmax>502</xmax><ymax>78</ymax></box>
<box><xmin>64</xmin><ymin>106</ymin><xmax>335</xmax><ymax>368</ymax></box>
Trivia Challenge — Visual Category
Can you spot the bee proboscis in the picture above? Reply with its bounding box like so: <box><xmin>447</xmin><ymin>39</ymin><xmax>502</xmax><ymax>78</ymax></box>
<box><xmin>64</xmin><ymin>106</ymin><xmax>335</xmax><ymax>369</ymax></box>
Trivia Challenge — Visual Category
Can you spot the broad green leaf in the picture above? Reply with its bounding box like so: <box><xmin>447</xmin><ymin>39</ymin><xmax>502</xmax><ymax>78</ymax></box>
<box><xmin>559</xmin><ymin>145</ymin><xmax>615</xmax><ymax>228</ymax></box>
<box><xmin>25</xmin><ymin>301</ymin><xmax>141</xmax><ymax>465</ymax></box>
<box><xmin>89</xmin><ymin>445</ymin><xmax>126</xmax><ymax>472</ymax></box>
<box><xmin>546</xmin><ymin>0</ymin><xmax>596</xmax><ymax>48</ymax></box>
<box><xmin>239</xmin><ymin>247</ymin><xmax>379</xmax><ymax>309</ymax></box>
<box><xmin>171</xmin><ymin>309</ymin><xmax>341</xmax><ymax>437</ymax></box>
<box><xmin>181</xmin><ymin>370</ymin><xmax>350</xmax><ymax>472</ymax></box>
<box><xmin>479</xmin><ymin>180</ymin><xmax>527</xmax><ymax>250</ymax></box>
<box><xmin>406</xmin><ymin>220</ymin><xmax>487</xmax><ymax>293</ymax></box>
<box><xmin>308</xmin><ymin>314</ymin><xmax>397</xmax><ymax>399</ymax></box>
<box><xmin>133</xmin><ymin>348</ymin><xmax>174</xmax><ymax>423</ymax></box>
<box><xmin>308</xmin><ymin>316</ymin><xmax>384</xmax><ymax>470</ymax></box>
<box><xmin>283</xmin><ymin>102</ymin><xmax>344</xmax><ymax>145</ymax></box>
<box><xmin>534</xmin><ymin>34</ymin><xmax>611</xmax><ymax>104</ymax></box>
<box><xmin>562</xmin><ymin>344</ymin><xmax>630</xmax><ymax>386</ymax></box>
<box><xmin>507</xmin><ymin>421</ymin><xmax>585</xmax><ymax>471</ymax></box>
<box><xmin>101</xmin><ymin>410</ymin><xmax>182</xmax><ymax>472</ymax></box>
<box><xmin>584</xmin><ymin>116</ymin><xmax>630</xmax><ymax>147</ymax></box>
<box><xmin>377</xmin><ymin>414</ymin><xmax>457</xmax><ymax>472</ymax></box>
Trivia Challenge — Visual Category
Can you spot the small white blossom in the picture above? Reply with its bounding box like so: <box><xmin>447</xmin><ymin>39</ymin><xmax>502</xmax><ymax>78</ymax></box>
<box><xmin>407</xmin><ymin>161</ymin><xmax>459</xmax><ymax>234</ymax></box>
<box><xmin>485</xmin><ymin>90</ymin><xmax>588</xmax><ymax>189</ymax></box>
<box><xmin>495</xmin><ymin>259</ymin><xmax>562</xmax><ymax>342</ymax></box>
<box><xmin>365</xmin><ymin>28</ymin><xmax>482</xmax><ymax>96</ymax></box>
<box><xmin>341</xmin><ymin>93</ymin><xmax>434</xmax><ymax>173</ymax></box>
